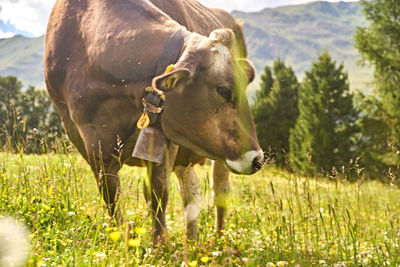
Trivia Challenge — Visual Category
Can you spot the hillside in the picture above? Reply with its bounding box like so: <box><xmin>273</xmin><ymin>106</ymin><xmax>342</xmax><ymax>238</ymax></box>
<box><xmin>0</xmin><ymin>1</ymin><xmax>373</xmax><ymax>92</ymax></box>
<box><xmin>0</xmin><ymin>35</ymin><xmax>45</xmax><ymax>87</ymax></box>
<box><xmin>233</xmin><ymin>1</ymin><xmax>373</xmax><ymax>93</ymax></box>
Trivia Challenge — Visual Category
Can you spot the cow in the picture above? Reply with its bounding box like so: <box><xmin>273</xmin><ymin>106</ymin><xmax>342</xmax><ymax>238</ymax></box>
<box><xmin>44</xmin><ymin>0</ymin><xmax>263</xmax><ymax>243</ymax></box>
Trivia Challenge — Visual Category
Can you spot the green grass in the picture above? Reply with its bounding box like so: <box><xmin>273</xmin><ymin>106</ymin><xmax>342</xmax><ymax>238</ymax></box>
<box><xmin>1</xmin><ymin>151</ymin><xmax>400</xmax><ymax>266</ymax></box>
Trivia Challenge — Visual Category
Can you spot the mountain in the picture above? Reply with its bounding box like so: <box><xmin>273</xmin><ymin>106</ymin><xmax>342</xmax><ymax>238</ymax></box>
<box><xmin>233</xmin><ymin>1</ymin><xmax>373</xmax><ymax>94</ymax></box>
<box><xmin>0</xmin><ymin>35</ymin><xmax>45</xmax><ymax>87</ymax></box>
<box><xmin>0</xmin><ymin>1</ymin><xmax>372</xmax><ymax>93</ymax></box>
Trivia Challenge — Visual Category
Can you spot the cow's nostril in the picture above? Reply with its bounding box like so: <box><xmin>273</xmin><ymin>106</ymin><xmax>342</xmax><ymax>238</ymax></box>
<box><xmin>252</xmin><ymin>156</ymin><xmax>262</xmax><ymax>173</ymax></box>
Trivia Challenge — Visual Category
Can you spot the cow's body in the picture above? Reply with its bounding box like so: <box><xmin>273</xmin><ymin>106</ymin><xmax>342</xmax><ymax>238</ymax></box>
<box><xmin>45</xmin><ymin>0</ymin><xmax>262</xmax><ymax>242</ymax></box>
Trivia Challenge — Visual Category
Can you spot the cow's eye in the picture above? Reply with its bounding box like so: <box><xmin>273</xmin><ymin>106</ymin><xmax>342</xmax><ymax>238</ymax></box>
<box><xmin>216</xmin><ymin>87</ymin><xmax>232</xmax><ymax>101</ymax></box>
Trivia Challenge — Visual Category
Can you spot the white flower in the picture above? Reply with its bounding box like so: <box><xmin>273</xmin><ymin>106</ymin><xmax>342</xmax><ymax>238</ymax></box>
<box><xmin>0</xmin><ymin>217</ymin><xmax>30</xmax><ymax>267</ymax></box>
<box><xmin>68</xmin><ymin>211</ymin><xmax>76</xmax><ymax>217</ymax></box>
<box><xmin>96</xmin><ymin>252</ymin><xmax>105</xmax><ymax>259</ymax></box>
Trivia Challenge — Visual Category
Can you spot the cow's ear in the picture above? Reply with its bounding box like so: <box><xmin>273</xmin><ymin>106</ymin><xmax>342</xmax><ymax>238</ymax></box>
<box><xmin>152</xmin><ymin>68</ymin><xmax>191</xmax><ymax>91</ymax></box>
<box><xmin>237</xmin><ymin>58</ymin><xmax>256</xmax><ymax>83</ymax></box>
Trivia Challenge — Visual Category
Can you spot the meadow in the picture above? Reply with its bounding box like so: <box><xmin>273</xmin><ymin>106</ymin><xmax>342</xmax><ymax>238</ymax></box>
<box><xmin>1</xmin><ymin>151</ymin><xmax>400</xmax><ymax>266</ymax></box>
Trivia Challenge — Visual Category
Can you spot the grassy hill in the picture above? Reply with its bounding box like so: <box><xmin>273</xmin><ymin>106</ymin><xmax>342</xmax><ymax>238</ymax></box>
<box><xmin>0</xmin><ymin>34</ymin><xmax>45</xmax><ymax>88</ymax></box>
<box><xmin>1</xmin><ymin>152</ymin><xmax>400</xmax><ymax>265</ymax></box>
<box><xmin>0</xmin><ymin>1</ymin><xmax>373</xmax><ymax>93</ymax></box>
<box><xmin>233</xmin><ymin>1</ymin><xmax>373</xmax><ymax>95</ymax></box>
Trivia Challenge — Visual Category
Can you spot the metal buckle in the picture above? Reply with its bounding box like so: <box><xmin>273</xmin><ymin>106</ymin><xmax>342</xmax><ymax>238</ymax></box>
<box><xmin>142</xmin><ymin>87</ymin><xmax>165</xmax><ymax>114</ymax></box>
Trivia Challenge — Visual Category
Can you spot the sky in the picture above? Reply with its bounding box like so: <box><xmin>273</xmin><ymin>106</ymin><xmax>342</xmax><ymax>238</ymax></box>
<box><xmin>0</xmin><ymin>0</ymin><xmax>358</xmax><ymax>38</ymax></box>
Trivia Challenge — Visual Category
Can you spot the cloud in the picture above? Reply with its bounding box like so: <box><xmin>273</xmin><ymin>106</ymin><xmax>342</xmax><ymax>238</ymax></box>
<box><xmin>0</xmin><ymin>0</ymin><xmax>56</xmax><ymax>37</ymax></box>
<box><xmin>0</xmin><ymin>28</ymin><xmax>13</xmax><ymax>39</ymax></box>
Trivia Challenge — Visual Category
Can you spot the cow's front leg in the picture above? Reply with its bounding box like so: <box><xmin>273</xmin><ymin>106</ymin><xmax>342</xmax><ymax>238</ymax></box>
<box><xmin>81</xmin><ymin>129</ymin><xmax>123</xmax><ymax>224</ymax></box>
<box><xmin>95</xmin><ymin>166</ymin><xmax>123</xmax><ymax>224</ymax></box>
<box><xmin>174</xmin><ymin>165</ymin><xmax>201</xmax><ymax>240</ymax></box>
<box><xmin>147</xmin><ymin>163</ymin><xmax>169</xmax><ymax>244</ymax></box>
<box><xmin>211</xmin><ymin>160</ymin><xmax>230</xmax><ymax>232</ymax></box>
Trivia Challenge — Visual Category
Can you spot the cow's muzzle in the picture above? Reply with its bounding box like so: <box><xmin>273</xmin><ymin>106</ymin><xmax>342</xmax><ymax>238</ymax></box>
<box><xmin>225</xmin><ymin>150</ymin><xmax>264</xmax><ymax>175</ymax></box>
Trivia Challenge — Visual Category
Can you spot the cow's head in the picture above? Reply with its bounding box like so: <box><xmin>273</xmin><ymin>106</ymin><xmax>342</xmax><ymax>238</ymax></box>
<box><xmin>152</xmin><ymin>29</ymin><xmax>263</xmax><ymax>174</ymax></box>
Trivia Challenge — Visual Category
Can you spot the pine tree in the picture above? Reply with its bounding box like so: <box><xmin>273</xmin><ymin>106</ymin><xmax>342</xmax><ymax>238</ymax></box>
<box><xmin>355</xmin><ymin>0</ymin><xmax>400</xmax><ymax>178</ymax></box>
<box><xmin>252</xmin><ymin>59</ymin><xmax>299</xmax><ymax>165</ymax></box>
<box><xmin>0</xmin><ymin>76</ymin><xmax>23</xmax><ymax>147</ymax></box>
<box><xmin>289</xmin><ymin>51</ymin><xmax>359</xmax><ymax>176</ymax></box>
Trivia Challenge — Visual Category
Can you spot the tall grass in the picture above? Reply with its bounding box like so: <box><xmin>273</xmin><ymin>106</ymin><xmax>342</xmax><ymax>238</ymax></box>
<box><xmin>1</xmin><ymin>150</ymin><xmax>400</xmax><ymax>266</ymax></box>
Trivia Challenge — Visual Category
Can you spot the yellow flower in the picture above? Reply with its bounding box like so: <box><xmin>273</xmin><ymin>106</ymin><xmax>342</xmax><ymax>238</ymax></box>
<box><xmin>128</xmin><ymin>238</ymin><xmax>141</xmax><ymax>247</ymax></box>
<box><xmin>188</xmin><ymin>260</ymin><xmax>198</xmax><ymax>267</ymax></box>
<box><xmin>109</xmin><ymin>231</ymin><xmax>121</xmax><ymax>241</ymax></box>
<box><xmin>135</xmin><ymin>227</ymin><xmax>147</xmax><ymax>235</ymax></box>
<box><xmin>200</xmin><ymin>256</ymin><xmax>210</xmax><ymax>263</ymax></box>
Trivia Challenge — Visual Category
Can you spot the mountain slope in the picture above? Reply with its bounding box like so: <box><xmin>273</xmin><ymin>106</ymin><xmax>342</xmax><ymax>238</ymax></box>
<box><xmin>233</xmin><ymin>1</ymin><xmax>372</xmax><ymax>93</ymax></box>
<box><xmin>0</xmin><ymin>35</ymin><xmax>45</xmax><ymax>87</ymax></box>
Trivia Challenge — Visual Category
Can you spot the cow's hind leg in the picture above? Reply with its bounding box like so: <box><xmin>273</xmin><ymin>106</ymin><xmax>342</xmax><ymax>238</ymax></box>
<box><xmin>211</xmin><ymin>160</ymin><xmax>230</xmax><ymax>232</ymax></box>
<box><xmin>174</xmin><ymin>165</ymin><xmax>201</xmax><ymax>240</ymax></box>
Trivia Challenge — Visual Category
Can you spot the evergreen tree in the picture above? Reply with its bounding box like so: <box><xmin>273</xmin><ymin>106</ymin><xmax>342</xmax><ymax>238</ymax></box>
<box><xmin>354</xmin><ymin>0</ymin><xmax>400</xmax><ymax>178</ymax></box>
<box><xmin>0</xmin><ymin>76</ymin><xmax>65</xmax><ymax>152</ymax></box>
<box><xmin>256</xmin><ymin>65</ymin><xmax>274</xmax><ymax>99</ymax></box>
<box><xmin>252</xmin><ymin>59</ymin><xmax>299</xmax><ymax>165</ymax></box>
<box><xmin>289</xmin><ymin>51</ymin><xmax>359</xmax><ymax>176</ymax></box>
<box><xmin>0</xmin><ymin>76</ymin><xmax>23</xmax><ymax>147</ymax></box>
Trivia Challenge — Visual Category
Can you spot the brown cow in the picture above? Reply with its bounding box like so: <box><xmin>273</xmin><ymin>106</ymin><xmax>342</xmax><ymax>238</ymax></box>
<box><xmin>44</xmin><ymin>0</ymin><xmax>263</xmax><ymax>243</ymax></box>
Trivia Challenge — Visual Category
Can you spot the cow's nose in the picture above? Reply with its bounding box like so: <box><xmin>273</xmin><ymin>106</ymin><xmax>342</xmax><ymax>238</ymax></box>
<box><xmin>252</xmin><ymin>154</ymin><xmax>263</xmax><ymax>173</ymax></box>
<box><xmin>226</xmin><ymin>150</ymin><xmax>264</xmax><ymax>175</ymax></box>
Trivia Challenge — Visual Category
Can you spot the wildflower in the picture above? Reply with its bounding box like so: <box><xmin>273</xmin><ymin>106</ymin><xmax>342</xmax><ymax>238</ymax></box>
<box><xmin>135</xmin><ymin>227</ymin><xmax>147</xmax><ymax>235</ymax></box>
<box><xmin>188</xmin><ymin>260</ymin><xmax>197</xmax><ymax>266</ymax></box>
<box><xmin>242</xmin><ymin>257</ymin><xmax>249</xmax><ymax>263</ymax></box>
<box><xmin>211</xmin><ymin>251</ymin><xmax>221</xmax><ymax>257</ymax></box>
<box><xmin>109</xmin><ymin>231</ymin><xmax>121</xmax><ymax>241</ymax></box>
<box><xmin>266</xmin><ymin>263</ymin><xmax>276</xmax><ymax>267</ymax></box>
<box><xmin>277</xmin><ymin>261</ymin><xmax>288</xmax><ymax>266</ymax></box>
<box><xmin>68</xmin><ymin>211</ymin><xmax>76</xmax><ymax>217</ymax></box>
<box><xmin>200</xmin><ymin>256</ymin><xmax>210</xmax><ymax>263</ymax></box>
<box><xmin>95</xmin><ymin>252</ymin><xmax>106</xmax><ymax>259</ymax></box>
<box><xmin>128</xmin><ymin>238</ymin><xmax>141</xmax><ymax>247</ymax></box>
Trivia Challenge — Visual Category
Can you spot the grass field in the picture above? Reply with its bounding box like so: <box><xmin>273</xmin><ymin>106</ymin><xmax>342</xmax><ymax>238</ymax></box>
<box><xmin>1</xmin><ymin>151</ymin><xmax>400</xmax><ymax>266</ymax></box>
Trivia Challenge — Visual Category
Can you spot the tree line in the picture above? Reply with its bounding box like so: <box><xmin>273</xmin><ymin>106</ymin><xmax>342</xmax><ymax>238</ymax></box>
<box><xmin>0</xmin><ymin>76</ymin><xmax>66</xmax><ymax>153</ymax></box>
<box><xmin>252</xmin><ymin>0</ymin><xmax>399</xmax><ymax>181</ymax></box>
